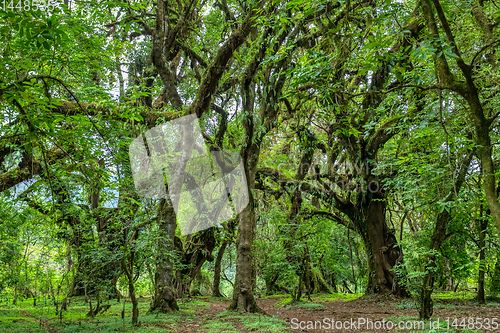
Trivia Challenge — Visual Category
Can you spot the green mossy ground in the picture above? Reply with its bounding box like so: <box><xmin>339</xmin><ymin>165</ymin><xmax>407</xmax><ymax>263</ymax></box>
<box><xmin>0</xmin><ymin>292</ymin><xmax>498</xmax><ymax>332</ymax></box>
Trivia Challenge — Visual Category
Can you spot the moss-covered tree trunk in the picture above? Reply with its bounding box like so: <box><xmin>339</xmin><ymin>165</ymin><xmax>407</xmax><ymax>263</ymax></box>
<box><xmin>228</xmin><ymin>151</ymin><xmax>264</xmax><ymax>313</ymax></box>
<box><xmin>357</xmin><ymin>192</ymin><xmax>408</xmax><ymax>297</ymax></box>
<box><xmin>212</xmin><ymin>240</ymin><xmax>228</xmax><ymax>297</ymax></box>
<box><xmin>150</xmin><ymin>199</ymin><xmax>179</xmax><ymax>313</ymax></box>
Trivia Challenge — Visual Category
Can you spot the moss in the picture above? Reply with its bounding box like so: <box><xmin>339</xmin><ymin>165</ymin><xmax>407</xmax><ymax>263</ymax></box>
<box><xmin>433</xmin><ymin>291</ymin><xmax>475</xmax><ymax>300</ymax></box>
<box><xmin>0</xmin><ymin>320</ymin><xmax>47</xmax><ymax>333</ymax></box>
<box><xmin>214</xmin><ymin>311</ymin><xmax>289</xmax><ymax>332</ymax></box>
<box><xmin>396</xmin><ymin>299</ymin><xmax>418</xmax><ymax>309</ymax></box>
<box><xmin>311</xmin><ymin>292</ymin><xmax>363</xmax><ymax>302</ymax></box>
<box><xmin>202</xmin><ymin>321</ymin><xmax>238</xmax><ymax>332</ymax></box>
<box><xmin>284</xmin><ymin>301</ymin><xmax>326</xmax><ymax>310</ymax></box>
<box><xmin>275</xmin><ymin>297</ymin><xmax>293</xmax><ymax>307</ymax></box>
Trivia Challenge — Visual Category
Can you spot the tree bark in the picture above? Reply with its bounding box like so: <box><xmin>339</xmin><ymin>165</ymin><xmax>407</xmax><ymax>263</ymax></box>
<box><xmin>228</xmin><ymin>182</ymin><xmax>264</xmax><ymax>313</ymax></box>
<box><xmin>150</xmin><ymin>199</ymin><xmax>179</xmax><ymax>313</ymax></box>
<box><xmin>123</xmin><ymin>255</ymin><xmax>139</xmax><ymax>324</ymax></box>
<box><xmin>419</xmin><ymin>210</ymin><xmax>449</xmax><ymax>319</ymax></box>
<box><xmin>359</xmin><ymin>193</ymin><xmax>408</xmax><ymax>297</ymax></box>
<box><xmin>492</xmin><ymin>257</ymin><xmax>500</xmax><ymax>296</ymax></box>
<box><xmin>212</xmin><ymin>240</ymin><xmax>229</xmax><ymax>297</ymax></box>
<box><xmin>228</xmin><ymin>132</ymin><xmax>265</xmax><ymax>312</ymax></box>
<box><xmin>283</xmin><ymin>128</ymin><xmax>318</xmax><ymax>301</ymax></box>
<box><xmin>477</xmin><ymin>205</ymin><xmax>486</xmax><ymax>304</ymax></box>
<box><xmin>174</xmin><ymin>230</ymin><xmax>216</xmax><ymax>297</ymax></box>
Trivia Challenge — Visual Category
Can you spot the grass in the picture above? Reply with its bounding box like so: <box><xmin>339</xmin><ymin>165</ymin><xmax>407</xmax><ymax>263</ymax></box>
<box><xmin>0</xmin><ymin>320</ymin><xmax>47</xmax><ymax>333</ymax></box>
<box><xmin>202</xmin><ymin>320</ymin><xmax>237</xmax><ymax>332</ymax></box>
<box><xmin>312</xmin><ymin>292</ymin><xmax>363</xmax><ymax>302</ymax></box>
<box><xmin>273</xmin><ymin>292</ymin><xmax>363</xmax><ymax>307</ymax></box>
<box><xmin>2</xmin><ymin>291</ymin><xmax>497</xmax><ymax>332</ymax></box>
<box><xmin>395</xmin><ymin>299</ymin><xmax>418</xmax><ymax>309</ymax></box>
<box><xmin>0</xmin><ymin>296</ymin><xmax>210</xmax><ymax>333</ymax></box>
<box><xmin>485</xmin><ymin>302</ymin><xmax>500</xmax><ymax>306</ymax></box>
<box><xmin>216</xmin><ymin>310</ymin><xmax>289</xmax><ymax>332</ymax></box>
<box><xmin>433</xmin><ymin>290</ymin><xmax>476</xmax><ymax>300</ymax></box>
<box><xmin>281</xmin><ymin>300</ymin><xmax>326</xmax><ymax>310</ymax></box>
<box><xmin>274</xmin><ymin>297</ymin><xmax>293</xmax><ymax>307</ymax></box>
<box><xmin>0</xmin><ymin>295</ymin><xmax>291</xmax><ymax>332</ymax></box>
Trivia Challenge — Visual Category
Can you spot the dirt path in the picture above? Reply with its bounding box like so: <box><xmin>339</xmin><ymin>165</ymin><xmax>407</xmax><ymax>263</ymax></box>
<box><xmin>20</xmin><ymin>310</ymin><xmax>59</xmax><ymax>333</ymax></box>
<box><xmin>262</xmin><ymin>295</ymin><xmax>500</xmax><ymax>332</ymax></box>
<box><xmin>176</xmin><ymin>295</ymin><xmax>500</xmax><ymax>332</ymax></box>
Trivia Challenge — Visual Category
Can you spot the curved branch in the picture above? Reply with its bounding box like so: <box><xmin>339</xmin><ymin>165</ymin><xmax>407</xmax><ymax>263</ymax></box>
<box><xmin>300</xmin><ymin>209</ymin><xmax>356</xmax><ymax>232</ymax></box>
<box><xmin>0</xmin><ymin>147</ymin><xmax>66</xmax><ymax>193</ymax></box>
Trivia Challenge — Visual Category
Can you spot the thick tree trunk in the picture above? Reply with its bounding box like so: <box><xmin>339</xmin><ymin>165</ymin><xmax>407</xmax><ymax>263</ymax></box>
<box><xmin>283</xmin><ymin>129</ymin><xmax>318</xmax><ymax>301</ymax></box>
<box><xmin>284</xmin><ymin>187</ymin><xmax>313</xmax><ymax>302</ymax></box>
<box><xmin>212</xmin><ymin>240</ymin><xmax>228</xmax><ymax>297</ymax></box>
<box><xmin>228</xmin><ymin>85</ymin><xmax>266</xmax><ymax>313</ymax></box>
<box><xmin>477</xmin><ymin>144</ymin><xmax>500</xmax><ymax>243</ymax></box>
<box><xmin>228</xmin><ymin>151</ymin><xmax>264</xmax><ymax>312</ymax></box>
<box><xmin>228</xmin><ymin>199</ymin><xmax>264</xmax><ymax>313</ymax></box>
<box><xmin>175</xmin><ymin>230</ymin><xmax>216</xmax><ymax>297</ymax></box>
<box><xmin>150</xmin><ymin>199</ymin><xmax>179</xmax><ymax>313</ymax></box>
<box><xmin>129</xmin><ymin>280</ymin><xmax>139</xmax><ymax>324</ymax></box>
<box><xmin>360</xmin><ymin>195</ymin><xmax>408</xmax><ymax>297</ymax></box>
<box><xmin>420</xmin><ymin>273</ymin><xmax>434</xmax><ymax>319</ymax></box>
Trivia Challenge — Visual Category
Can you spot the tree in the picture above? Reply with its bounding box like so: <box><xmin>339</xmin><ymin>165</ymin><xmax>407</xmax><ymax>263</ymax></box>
<box><xmin>420</xmin><ymin>0</ymin><xmax>500</xmax><ymax>243</ymax></box>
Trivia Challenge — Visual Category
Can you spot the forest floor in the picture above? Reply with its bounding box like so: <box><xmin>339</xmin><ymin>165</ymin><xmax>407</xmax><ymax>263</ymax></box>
<box><xmin>0</xmin><ymin>291</ymin><xmax>499</xmax><ymax>332</ymax></box>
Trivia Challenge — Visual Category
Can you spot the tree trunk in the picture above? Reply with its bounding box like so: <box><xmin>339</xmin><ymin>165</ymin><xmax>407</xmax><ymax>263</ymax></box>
<box><xmin>265</xmin><ymin>274</ymin><xmax>280</xmax><ymax>295</ymax></box>
<box><xmin>13</xmin><ymin>284</ymin><xmax>17</xmax><ymax>305</ymax></box>
<box><xmin>124</xmin><ymin>264</ymin><xmax>139</xmax><ymax>325</ymax></box>
<box><xmin>228</xmin><ymin>151</ymin><xmax>264</xmax><ymax>312</ymax></box>
<box><xmin>175</xmin><ymin>230</ymin><xmax>216</xmax><ymax>297</ymax></box>
<box><xmin>213</xmin><ymin>240</ymin><xmax>228</xmax><ymax>297</ymax></box>
<box><xmin>282</xmin><ymin>129</ymin><xmax>318</xmax><ymax>301</ymax></box>
<box><xmin>419</xmin><ymin>272</ymin><xmax>434</xmax><ymax>320</ymax></box>
<box><xmin>150</xmin><ymin>199</ymin><xmax>179</xmax><ymax>313</ymax></box>
<box><xmin>418</xmin><ymin>151</ymin><xmax>472</xmax><ymax>319</ymax></box>
<box><xmin>477</xmin><ymin>208</ymin><xmax>487</xmax><ymax>304</ymax></box>
<box><xmin>420</xmin><ymin>0</ymin><xmax>500</xmax><ymax>244</ymax></box>
<box><xmin>492</xmin><ymin>257</ymin><xmax>500</xmax><ymax>296</ymax></box>
<box><xmin>419</xmin><ymin>210</ymin><xmax>449</xmax><ymax>319</ymax></box>
<box><xmin>61</xmin><ymin>298</ymin><xmax>67</xmax><ymax>312</ymax></box>
<box><xmin>123</xmin><ymin>228</ymin><xmax>140</xmax><ymax>325</ymax></box>
<box><xmin>360</xmin><ymin>194</ymin><xmax>408</xmax><ymax>297</ymax></box>
<box><xmin>228</xmin><ymin>198</ymin><xmax>264</xmax><ymax>313</ymax></box>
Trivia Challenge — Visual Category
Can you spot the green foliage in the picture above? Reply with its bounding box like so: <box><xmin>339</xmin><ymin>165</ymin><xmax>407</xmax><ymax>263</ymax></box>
<box><xmin>396</xmin><ymin>299</ymin><xmax>418</xmax><ymax>310</ymax></box>
<box><xmin>2</xmin><ymin>0</ymin><xmax>500</xmax><ymax>329</ymax></box>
